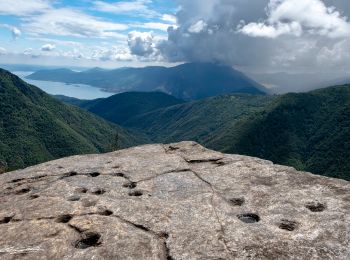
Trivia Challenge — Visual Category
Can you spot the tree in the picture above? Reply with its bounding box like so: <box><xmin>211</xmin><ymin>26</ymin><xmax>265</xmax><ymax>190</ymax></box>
<box><xmin>0</xmin><ymin>160</ymin><xmax>7</xmax><ymax>174</ymax></box>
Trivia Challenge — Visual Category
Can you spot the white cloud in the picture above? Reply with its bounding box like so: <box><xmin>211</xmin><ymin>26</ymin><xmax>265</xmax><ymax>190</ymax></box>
<box><xmin>239</xmin><ymin>0</ymin><xmax>350</xmax><ymax>38</ymax></box>
<box><xmin>0</xmin><ymin>47</ymin><xmax>6</xmax><ymax>55</ymax></box>
<box><xmin>30</xmin><ymin>37</ymin><xmax>82</xmax><ymax>47</ymax></box>
<box><xmin>0</xmin><ymin>24</ymin><xmax>22</xmax><ymax>40</ymax></box>
<box><xmin>60</xmin><ymin>48</ymin><xmax>85</xmax><ymax>59</ymax></box>
<box><xmin>91</xmin><ymin>46</ymin><xmax>133</xmax><ymax>61</ymax></box>
<box><xmin>23</xmin><ymin>8</ymin><xmax>128</xmax><ymax>39</ymax></box>
<box><xmin>239</xmin><ymin>21</ymin><xmax>302</xmax><ymax>38</ymax></box>
<box><xmin>11</xmin><ymin>27</ymin><xmax>22</xmax><ymax>39</ymax></box>
<box><xmin>93</xmin><ymin>0</ymin><xmax>157</xmax><ymax>17</ymax></box>
<box><xmin>188</xmin><ymin>20</ymin><xmax>207</xmax><ymax>34</ymax></box>
<box><xmin>0</xmin><ymin>0</ymin><xmax>51</xmax><ymax>16</ymax></box>
<box><xmin>41</xmin><ymin>43</ymin><xmax>56</xmax><ymax>51</ymax></box>
<box><xmin>136</xmin><ymin>22</ymin><xmax>173</xmax><ymax>32</ymax></box>
<box><xmin>23</xmin><ymin>48</ymin><xmax>33</xmax><ymax>55</ymax></box>
<box><xmin>128</xmin><ymin>31</ymin><xmax>156</xmax><ymax>56</ymax></box>
<box><xmin>162</xmin><ymin>14</ymin><xmax>177</xmax><ymax>24</ymax></box>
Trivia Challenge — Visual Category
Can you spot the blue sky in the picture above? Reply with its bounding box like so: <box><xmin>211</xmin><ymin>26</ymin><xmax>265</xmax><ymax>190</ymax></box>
<box><xmin>0</xmin><ymin>0</ymin><xmax>178</xmax><ymax>68</ymax></box>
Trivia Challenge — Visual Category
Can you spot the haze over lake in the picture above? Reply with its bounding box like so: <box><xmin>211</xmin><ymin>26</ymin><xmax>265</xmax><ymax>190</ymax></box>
<box><xmin>13</xmin><ymin>71</ymin><xmax>113</xmax><ymax>100</ymax></box>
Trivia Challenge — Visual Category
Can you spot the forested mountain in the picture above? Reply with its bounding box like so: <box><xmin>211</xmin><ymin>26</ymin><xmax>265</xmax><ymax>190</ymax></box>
<box><xmin>0</xmin><ymin>69</ymin><xmax>145</xmax><ymax>171</ymax></box>
<box><xmin>52</xmin><ymin>83</ymin><xmax>350</xmax><ymax>180</ymax></box>
<box><xmin>28</xmin><ymin>62</ymin><xmax>267</xmax><ymax>100</ymax></box>
<box><xmin>81</xmin><ymin>92</ymin><xmax>184</xmax><ymax>124</ymax></box>
<box><xmin>97</xmin><ymin>86</ymin><xmax>350</xmax><ymax>180</ymax></box>
<box><xmin>212</xmin><ymin>85</ymin><xmax>350</xmax><ymax>180</ymax></box>
<box><xmin>124</xmin><ymin>94</ymin><xmax>275</xmax><ymax>144</ymax></box>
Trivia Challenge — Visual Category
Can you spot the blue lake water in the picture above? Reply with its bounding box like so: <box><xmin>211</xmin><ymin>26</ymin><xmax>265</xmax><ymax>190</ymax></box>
<box><xmin>13</xmin><ymin>71</ymin><xmax>113</xmax><ymax>100</ymax></box>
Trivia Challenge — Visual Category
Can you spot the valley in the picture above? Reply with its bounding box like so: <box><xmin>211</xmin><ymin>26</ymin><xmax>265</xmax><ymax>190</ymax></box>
<box><xmin>56</xmin><ymin>82</ymin><xmax>350</xmax><ymax>181</ymax></box>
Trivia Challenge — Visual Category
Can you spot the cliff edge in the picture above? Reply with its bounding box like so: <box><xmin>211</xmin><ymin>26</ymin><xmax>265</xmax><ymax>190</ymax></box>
<box><xmin>0</xmin><ymin>142</ymin><xmax>349</xmax><ymax>259</ymax></box>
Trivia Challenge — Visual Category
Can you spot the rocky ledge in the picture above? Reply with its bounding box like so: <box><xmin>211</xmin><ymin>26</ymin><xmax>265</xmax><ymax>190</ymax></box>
<box><xmin>0</xmin><ymin>142</ymin><xmax>349</xmax><ymax>260</ymax></box>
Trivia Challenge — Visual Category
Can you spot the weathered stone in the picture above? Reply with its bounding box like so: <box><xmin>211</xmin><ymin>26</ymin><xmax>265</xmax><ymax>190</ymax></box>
<box><xmin>0</xmin><ymin>141</ymin><xmax>349</xmax><ymax>259</ymax></box>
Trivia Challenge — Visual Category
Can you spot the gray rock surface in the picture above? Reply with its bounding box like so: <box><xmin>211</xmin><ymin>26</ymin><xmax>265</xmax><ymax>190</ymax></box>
<box><xmin>0</xmin><ymin>141</ymin><xmax>349</xmax><ymax>260</ymax></box>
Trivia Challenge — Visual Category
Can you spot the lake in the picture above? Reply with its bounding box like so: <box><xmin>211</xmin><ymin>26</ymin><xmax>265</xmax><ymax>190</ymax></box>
<box><xmin>13</xmin><ymin>71</ymin><xmax>113</xmax><ymax>100</ymax></box>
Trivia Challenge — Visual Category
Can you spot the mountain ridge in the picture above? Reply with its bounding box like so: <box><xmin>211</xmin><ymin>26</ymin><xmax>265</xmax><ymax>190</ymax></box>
<box><xmin>0</xmin><ymin>68</ymin><xmax>145</xmax><ymax>171</ymax></box>
<box><xmin>27</xmin><ymin>62</ymin><xmax>267</xmax><ymax>100</ymax></box>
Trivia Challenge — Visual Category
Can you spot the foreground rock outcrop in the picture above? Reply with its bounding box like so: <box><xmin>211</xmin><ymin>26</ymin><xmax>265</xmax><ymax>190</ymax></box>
<box><xmin>0</xmin><ymin>142</ymin><xmax>349</xmax><ymax>260</ymax></box>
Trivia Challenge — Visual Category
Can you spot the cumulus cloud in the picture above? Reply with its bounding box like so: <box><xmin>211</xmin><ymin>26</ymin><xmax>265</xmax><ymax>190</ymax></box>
<box><xmin>0</xmin><ymin>24</ymin><xmax>22</xmax><ymax>40</ymax></box>
<box><xmin>41</xmin><ymin>44</ymin><xmax>56</xmax><ymax>51</ymax></box>
<box><xmin>128</xmin><ymin>0</ymin><xmax>350</xmax><ymax>74</ymax></box>
<box><xmin>11</xmin><ymin>27</ymin><xmax>22</xmax><ymax>39</ymax></box>
<box><xmin>188</xmin><ymin>20</ymin><xmax>208</xmax><ymax>34</ymax></box>
<box><xmin>128</xmin><ymin>31</ymin><xmax>156</xmax><ymax>56</ymax></box>
<box><xmin>91</xmin><ymin>46</ymin><xmax>133</xmax><ymax>61</ymax></box>
<box><xmin>239</xmin><ymin>0</ymin><xmax>350</xmax><ymax>38</ymax></box>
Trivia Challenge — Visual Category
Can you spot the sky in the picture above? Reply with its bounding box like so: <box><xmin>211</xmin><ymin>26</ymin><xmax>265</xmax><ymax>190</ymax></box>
<box><xmin>1</xmin><ymin>0</ymin><xmax>350</xmax><ymax>74</ymax></box>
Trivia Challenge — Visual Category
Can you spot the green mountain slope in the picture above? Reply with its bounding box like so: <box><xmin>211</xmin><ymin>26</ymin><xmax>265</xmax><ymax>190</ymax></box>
<box><xmin>125</xmin><ymin>94</ymin><xmax>275</xmax><ymax>144</ymax></box>
<box><xmin>79</xmin><ymin>92</ymin><xmax>184</xmax><ymax>125</ymax></box>
<box><xmin>209</xmin><ymin>85</ymin><xmax>350</xmax><ymax>180</ymax></box>
<box><xmin>0</xmin><ymin>69</ymin><xmax>145</xmax><ymax>171</ymax></box>
<box><xmin>27</xmin><ymin>63</ymin><xmax>267</xmax><ymax>100</ymax></box>
<box><xmin>123</xmin><ymin>86</ymin><xmax>350</xmax><ymax>180</ymax></box>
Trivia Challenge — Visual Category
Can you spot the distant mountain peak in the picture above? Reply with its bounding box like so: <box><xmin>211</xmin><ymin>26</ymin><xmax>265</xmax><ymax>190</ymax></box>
<box><xmin>27</xmin><ymin>62</ymin><xmax>268</xmax><ymax>100</ymax></box>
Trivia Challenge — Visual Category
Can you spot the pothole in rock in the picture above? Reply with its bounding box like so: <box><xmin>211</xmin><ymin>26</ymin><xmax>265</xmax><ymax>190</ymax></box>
<box><xmin>0</xmin><ymin>216</ymin><xmax>13</xmax><ymax>224</ymax></box>
<box><xmin>67</xmin><ymin>195</ymin><xmax>80</xmax><ymax>201</ymax></box>
<box><xmin>305</xmin><ymin>202</ymin><xmax>326</xmax><ymax>212</ymax></box>
<box><xmin>29</xmin><ymin>194</ymin><xmax>40</xmax><ymax>200</ymax></box>
<box><xmin>168</xmin><ymin>145</ymin><xmax>180</xmax><ymax>151</ymax></box>
<box><xmin>99</xmin><ymin>209</ymin><xmax>113</xmax><ymax>216</ymax></box>
<box><xmin>91</xmin><ymin>189</ymin><xmax>106</xmax><ymax>195</ymax></box>
<box><xmin>128</xmin><ymin>190</ymin><xmax>143</xmax><ymax>197</ymax></box>
<box><xmin>63</xmin><ymin>171</ymin><xmax>78</xmax><ymax>178</ymax></box>
<box><xmin>56</xmin><ymin>214</ymin><xmax>73</xmax><ymax>223</ymax></box>
<box><xmin>123</xmin><ymin>182</ymin><xmax>137</xmax><ymax>189</ymax></box>
<box><xmin>10</xmin><ymin>178</ymin><xmax>25</xmax><ymax>183</ymax></box>
<box><xmin>75</xmin><ymin>187</ymin><xmax>88</xmax><ymax>194</ymax></box>
<box><xmin>87</xmin><ymin>172</ymin><xmax>100</xmax><ymax>178</ymax></box>
<box><xmin>112</xmin><ymin>172</ymin><xmax>127</xmax><ymax>178</ymax></box>
<box><xmin>31</xmin><ymin>174</ymin><xmax>48</xmax><ymax>180</ymax></box>
<box><xmin>230</xmin><ymin>198</ymin><xmax>245</xmax><ymax>206</ymax></box>
<box><xmin>15</xmin><ymin>188</ymin><xmax>30</xmax><ymax>195</ymax></box>
<box><xmin>237</xmin><ymin>213</ymin><xmax>260</xmax><ymax>223</ymax></box>
<box><xmin>278</xmin><ymin>219</ymin><xmax>298</xmax><ymax>231</ymax></box>
<box><xmin>74</xmin><ymin>232</ymin><xmax>102</xmax><ymax>249</ymax></box>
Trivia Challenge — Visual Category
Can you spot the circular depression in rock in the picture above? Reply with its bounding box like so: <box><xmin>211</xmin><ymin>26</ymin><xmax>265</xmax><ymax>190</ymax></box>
<box><xmin>128</xmin><ymin>190</ymin><xmax>143</xmax><ymax>197</ymax></box>
<box><xmin>237</xmin><ymin>213</ymin><xmax>260</xmax><ymax>223</ymax></box>
<box><xmin>278</xmin><ymin>219</ymin><xmax>298</xmax><ymax>231</ymax></box>
<box><xmin>123</xmin><ymin>182</ymin><xmax>137</xmax><ymax>189</ymax></box>
<box><xmin>230</xmin><ymin>198</ymin><xmax>245</xmax><ymax>206</ymax></box>
<box><xmin>305</xmin><ymin>202</ymin><xmax>326</xmax><ymax>212</ymax></box>
<box><xmin>55</xmin><ymin>214</ymin><xmax>73</xmax><ymax>223</ymax></box>
<box><xmin>74</xmin><ymin>232</ymin><xmax>102</xmax><ymax>249</ymax></box>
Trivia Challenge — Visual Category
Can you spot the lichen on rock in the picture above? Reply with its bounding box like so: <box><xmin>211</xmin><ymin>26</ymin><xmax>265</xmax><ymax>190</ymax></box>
<box><xmin>0</xmin><ymin>142</ymin><xmax>349</xmax><ymax>259</ymax></box>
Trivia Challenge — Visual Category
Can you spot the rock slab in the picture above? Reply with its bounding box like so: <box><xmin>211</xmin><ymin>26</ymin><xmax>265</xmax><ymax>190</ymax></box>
<box><xmin>0</xmin><ymin>142</ymin><xmax>349</xmax><ymax>259</ymax></box>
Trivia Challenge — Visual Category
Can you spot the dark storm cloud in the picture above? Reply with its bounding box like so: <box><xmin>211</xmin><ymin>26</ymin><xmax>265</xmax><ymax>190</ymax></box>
<box><xmin>130</xmin><ymin>0</ymin><xmax>350</xmax><ymax>74</ymax></box>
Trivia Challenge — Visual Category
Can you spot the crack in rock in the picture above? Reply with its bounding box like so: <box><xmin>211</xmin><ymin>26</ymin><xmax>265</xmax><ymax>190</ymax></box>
<box><xmin>190</xmin><ymin>170</ymin><xmax>236</xmax><ymax>259</ymax></box>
